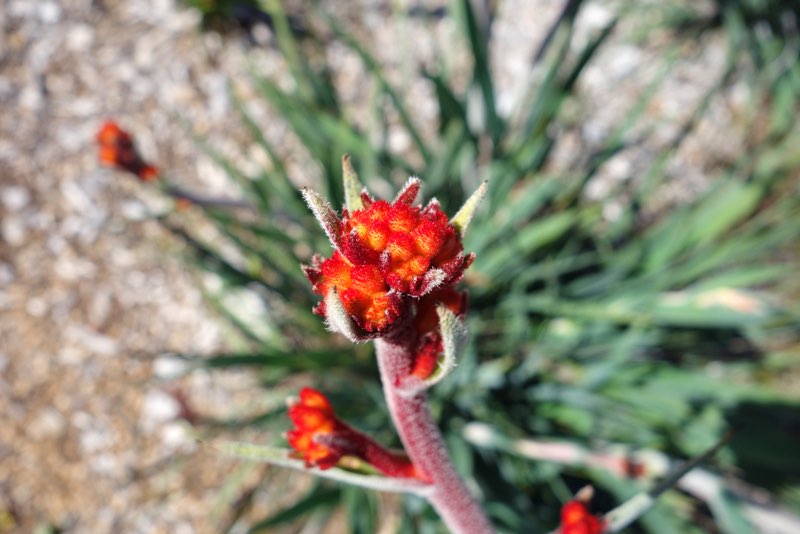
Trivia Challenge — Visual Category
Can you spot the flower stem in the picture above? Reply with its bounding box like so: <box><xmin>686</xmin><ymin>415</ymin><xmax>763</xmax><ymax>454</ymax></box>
<box><xmin>376</xmin><ymin>337</ymin><xmax>494</xmax><ymax>534</ymax></box>
<box><xmin>343</xmin><ymin>425</ymin><xmax>426</xmax><ymax>480</ymax></box>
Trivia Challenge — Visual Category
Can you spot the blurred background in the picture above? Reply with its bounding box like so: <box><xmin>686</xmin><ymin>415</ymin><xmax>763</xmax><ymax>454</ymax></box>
<box><xmin>1</xmin><ymin>0</ymin><xmax>799</xmax><ymax>532</ymax></box>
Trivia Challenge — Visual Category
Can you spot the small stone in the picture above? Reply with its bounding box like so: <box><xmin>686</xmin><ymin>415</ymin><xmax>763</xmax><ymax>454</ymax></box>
<box><xmin>0</xmin><ymin>263</ymin><xmax>14</xmax><ymax>286</ymax></box>
<box><xmin>153</xmin><ymin>355</ymin><xmax>190</xmax><ymax>380</ymax></box>
<box><xmin>81</xmin><ymin>427</ymin><xmax>112</xmax><ymax>453</ymax></box>
<box><xmin>2</xmin><ymin>217</ymin><xmax>26</xmax><ymax>247</ymax></box>
<box><xmin>18</xmin><ymin>86</ymin><xmax>43</xmax><ymax>111</ymax></box>
<box><xmin>141</xmin><ymin>389</ymin><xmax>180</xmax><ymax>427</ymax></box>
<box><xmin>66</xmin><ymin>24</ymin><xmax>94</xmax><ymax>52</ymax></box>
<box><xmin>88</xmin><ymin>289</ymin><xmax>113</xmax><ymax>327</ymax></box>
<box><xmin>58</xmin><ymin>346</ymin><xmax>87</xmax><ymax>366</ymax></box>
<box><xmin>161</xmin><ymin>422</ymin><xmax>193</xmax><ymax>450</ymax></box>
<box><xmin>26</xmin><ymin>296</ymin><xmax>48</xmax><ymax>317</ymax></box>
<box><xmin>119</xmin><ymin>200</ymin><xmax>149</xmax><ymax>221</ymax></box>
<box><xmin>1</xmin><ymin>186</ymin><xmax>31</xmax><ymax>211</ymax></box>
<box><xmin>71</xmin><ymin>411</ymin><xmax>92</xmax><ymax>429</ymax></box>
<box><xmin>37</xmin><ymin>1</ymin><xmax>62</xmax><ymax>24</ymax></box>
<box><xmin>9</xmin><ymin>1</ymin><xmax>35</xmax><ymax>17</ymax></box>
<box><xmin>28</xmin><ymin>407</ymin><xmax>67</xmax><ymax>439</ymax></box>
<box><xmin>46</xmin><ymin>234</ymin><xmax>67</xmax><ymax>255</ymax></box>
<box><xmin>65</xmin><ymin>325</ymin><xmax>118</xmax><ymax>356</ymax></box>
<box><xmin>89</xmin><ymin>453</ymin><xmax>120</xmax><ymax>476</ymax></box>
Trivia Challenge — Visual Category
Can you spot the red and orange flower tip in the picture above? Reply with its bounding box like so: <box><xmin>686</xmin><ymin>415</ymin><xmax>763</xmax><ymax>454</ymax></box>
<box><xmin>96</xmin><ymin>120</ymin><xmax>131</xmax><ymax>146</ymax></box>
<box><xmin>560</xmin><ymin>500</ymin><xmax>605</xmax><ymax>534</ymax></box>
<box><xmin>341</xmin><ymin>179</ymin><xmax>473</xmax><ymax>297</ymax></box>
<box><xmin>96</xmin><ymin>120</ymin><xmax>159</xmax><ymax>182</ymax></box>
<box><xmin>286</xmin><ymin>387</ymin><xmax>347</xmax><ymax>469</ymax></box>
<box><xmin>302</xmin><ymin>166</ymin><xmax>485</xmax><ymax>341</ymax></box>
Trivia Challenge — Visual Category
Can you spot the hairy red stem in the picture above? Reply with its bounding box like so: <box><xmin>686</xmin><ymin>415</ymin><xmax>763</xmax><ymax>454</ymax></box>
<box><xmin>376</xmin><ymin>337</ymin><xmax>494</xmax><ymax>534</ymax></box>
<box><xmin>332</xmin><ymin>422</ymin><xmax>425</xmax><ymax>480</ymax></box>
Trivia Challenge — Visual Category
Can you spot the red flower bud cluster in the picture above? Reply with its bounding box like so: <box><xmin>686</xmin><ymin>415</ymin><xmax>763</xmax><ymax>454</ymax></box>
<box><xmin>96</xmin><ymin>120</ymin><xmax>158</xmax><ymax>182</ymax></box>
<box><xmin>287</xmin><ymin>387</ymin><xmax>345</xmax><ymax>469</ymax></box>
<box><xmin>304</xmin><ymin>180</ymin><xmax>473</xmax><ymax>335</ymax></box>
<box><xmin>287</xmin><ymin>387</ymin><xmax>424</xmax><ymax>479</ymax></box>
<box><xmin>560</xmin><ymin>500</ymin><xmax>605</xmax><ymax>534</ymax></box>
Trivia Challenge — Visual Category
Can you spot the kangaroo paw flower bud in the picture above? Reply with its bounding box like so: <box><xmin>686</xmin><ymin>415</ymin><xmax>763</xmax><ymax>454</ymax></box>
<box><xmin>560</xmin><ymin>499</ymin><xmax>605</xmax><ymax>534</ymax></box>
<box><xmin>302</xmin><ymin>164</ymin><xmax>483</xmax><ymax>340</ymax></box>
<box><xmin>96</xmin><ymin>121</ymin><xmax>159</xmax><ymax>182</ymax></box>
<box><xmin>287</xmin><ymin>387</ymin><xmax>426</xmax><ymax>480</ymax></box>
<box><xmin>287</xmin><ymin>387</ymin><xmax>344</xmax><ymax>469</ymax></box>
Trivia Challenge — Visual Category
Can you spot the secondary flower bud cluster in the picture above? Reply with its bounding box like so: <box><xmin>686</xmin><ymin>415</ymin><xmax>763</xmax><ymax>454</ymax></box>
<box><xmin>286</xmin><ymin>387</ymin><xmax>345</xmax><ymax>469</ymax></box>
<box><xmin>96</xmin><ymin>121</ymin><xmax>158</xmax><ymax>182</ymax></box>
<box><xmin>560</xmin><ymin>499</ymin><xmax>605</xmax><ymax>534</ymax></box>
<box><xmin>287</xmin><ymin>387</ymin><xmax>423</xmax><ymax>479</ymax></box>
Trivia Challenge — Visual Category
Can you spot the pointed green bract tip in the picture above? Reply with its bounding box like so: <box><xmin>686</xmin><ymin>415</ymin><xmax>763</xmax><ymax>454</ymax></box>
<box><xmin>417</xmin><ymin>305</ymin><xmax>465</xmax><ymax>389</ymax></box>
<box><xmin>342</xmin><ymin>154</ymin><xmax>364</xmax><ymax>212</ymax></box>
<box><xmin>301</xmin><ymin>186</ymin><xmax>342</xmax><ymax>249</ymax></box>
<box><xmin>450</xmin><ymin>181</ymin><xmax>488</xmax><ymax>238</ymax></box>
<box><xmin>437</xmin><ymin>304</ymin><xmax>466</xmax><ymax>366</ymax></box>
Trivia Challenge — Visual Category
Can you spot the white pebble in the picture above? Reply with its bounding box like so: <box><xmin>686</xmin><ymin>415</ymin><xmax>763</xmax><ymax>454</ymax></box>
<box><xmin>0</xmin><ymin>186</ymin><xmax>31</xmax><ymax>211</ymax></box>
<box><xmin>153</xmin><ymin>355</ymin><xmax>190</xmax><ymax>380</ymax></box>
<box><xmin>66</xmin><ymin>24</ymin><xmax>94</xmax><ymax>52</ymax></box>
<box><xmin>2</xmin><ymin>217</ymin><xmax>26</xmax><ymax>247</ymax></box>
<box><xmin>141</xmin><ymin>389</ymin><xmax>180</xmax><ymax>426</ymax></box>
<box><xmin>0</xmin><ymin>263</ymin><xmax>14</xmax><ymax>286</ymax></box>
<box><xmin>28</xmin><ymin>407</ymin><xmax>67</xmax><ymax>439</ymax></box>
<box><xmin>37</xmin><ymin>1</ymin><xmax>62</xmax><ymax>24</ymax></box>
<box><xmin>161</xmin><ymin>422</ymin><xmax>193</xmax><ymax>450</ymax></box>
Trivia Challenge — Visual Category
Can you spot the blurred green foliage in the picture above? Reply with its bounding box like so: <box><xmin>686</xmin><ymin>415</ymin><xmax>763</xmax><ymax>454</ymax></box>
<box><xmin>170</xmin><ymin>0</ymin><xmax>800</xmax><ymax>532</ymax></box>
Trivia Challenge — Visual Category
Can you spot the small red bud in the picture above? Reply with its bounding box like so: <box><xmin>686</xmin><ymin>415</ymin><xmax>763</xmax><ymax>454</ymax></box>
<box><xmin>560</xmin><ymin>500</ymin><xmax>605</xmax><ymax>534</ymax></box>
<box><xmin>286</xmin><ymin>387</ymin><xmax>426</xmax><ymax>480</ymax></box>
<box><xmin>96</xmin><ymin>120</ymin><xmax>159</xmax><ymax>182</ymax></box>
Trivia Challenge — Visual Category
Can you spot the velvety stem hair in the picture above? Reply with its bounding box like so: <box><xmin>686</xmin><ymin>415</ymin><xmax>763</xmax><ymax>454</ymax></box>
<box><xmin>376</xmin><ymin>336</ymin><xmax>494</xmax><ymax>534</ymax></box>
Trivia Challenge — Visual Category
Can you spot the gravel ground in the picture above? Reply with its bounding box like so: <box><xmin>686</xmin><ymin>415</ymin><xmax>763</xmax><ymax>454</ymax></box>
<box><xmin>0</xmin><ymin>0</ymin><xmax>746</xmax><ymax>531</ymax></box>
<box><xmin>0</xmin><ymin>1</ymin><xmax>290</xmax><ymax>531</ymax></box>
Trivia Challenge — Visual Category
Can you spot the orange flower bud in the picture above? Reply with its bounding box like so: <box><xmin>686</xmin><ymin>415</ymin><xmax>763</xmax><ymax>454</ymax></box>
<box><xmin>96</xmin><ymin>120</ymin><xmax>159</xmax><ymax>182</ymax></box>
<box><xmin>287</xmin><ymin>387</ymin><xmax>426</xmax><ymax>479</ymax></box>
<box><xmin>303</xmin><ymin>178</ymin><xmax>474</xmax><ymax>336</ymax></box>
<box><xmin>287</xmin><ymin>387</ymin><xmax>344</xmax><ymax>469</ymax></box>
<box><xmin>560</xmin><ymin>500</ymin><xmax>605</xmax><ymax>534</ymax></box>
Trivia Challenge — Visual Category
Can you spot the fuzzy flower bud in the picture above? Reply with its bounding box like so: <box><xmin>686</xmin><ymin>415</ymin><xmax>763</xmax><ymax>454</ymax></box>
<box><xmin>96</xmin><ymin>120</ymin><xmax>158</xmax><ymax>182</ymax></box>
<box><xmin>287</xmin><ymin>387</ymin><xmax>345</xmax><ymax>469</ymax></box>
<box><xmin>287</xmin><ymin>387</ymin><xmax>426</xmax><ymax>479</ymax></box>
<box><xmin>560</xmin><ymin>500</ymin><xmax>605</xmax><ymax>534</ymax></box>
<box><xmin>303</xmin><ymin>176</ymin><xmax>478</xmax><ymax>338</ymax></box>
